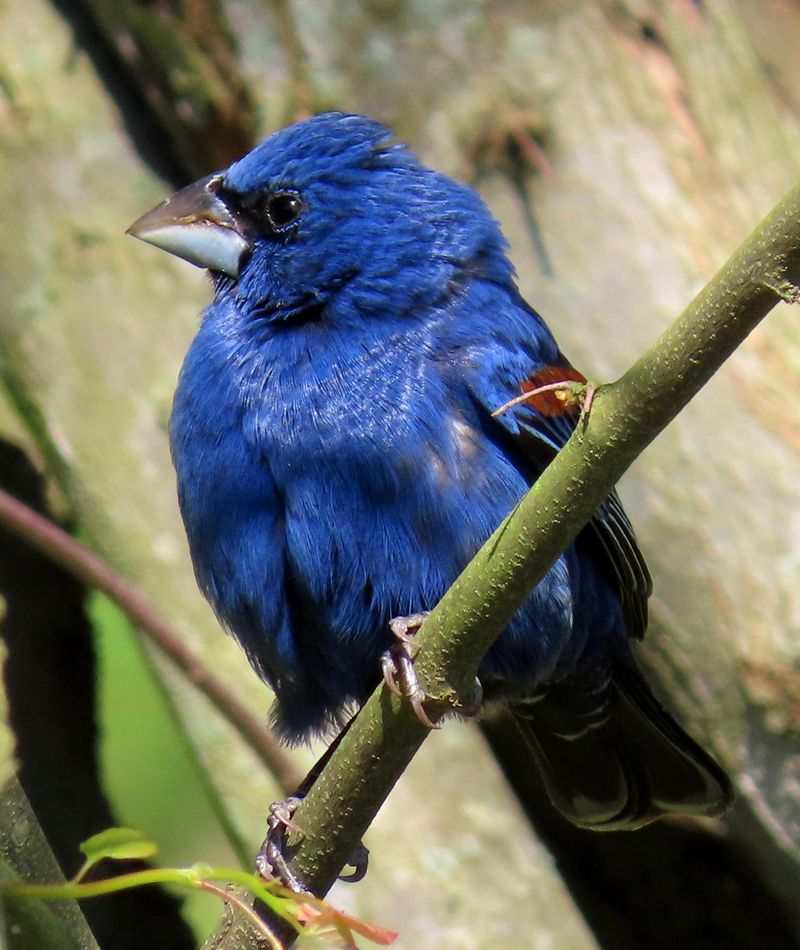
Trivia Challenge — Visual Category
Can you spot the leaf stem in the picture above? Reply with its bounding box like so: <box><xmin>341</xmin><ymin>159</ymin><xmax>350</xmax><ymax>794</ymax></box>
<box><xmin>196</xmin><ymin>880</ymin><xmax>284</xmax><ymax>950</ymax></box>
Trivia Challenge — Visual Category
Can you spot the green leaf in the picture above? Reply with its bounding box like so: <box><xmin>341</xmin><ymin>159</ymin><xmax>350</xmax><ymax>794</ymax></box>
<box><xmin>79</xmin><ymin>827</ymin><xmax>158</xmax><ymax>864</ymax></box>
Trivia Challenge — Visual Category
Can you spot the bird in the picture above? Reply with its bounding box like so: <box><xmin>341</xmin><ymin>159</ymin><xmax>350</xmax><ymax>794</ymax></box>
<box><xmin>128</xmin><ymin>112</ymin><xmax>732</xmax><ymax>843</ymax></box>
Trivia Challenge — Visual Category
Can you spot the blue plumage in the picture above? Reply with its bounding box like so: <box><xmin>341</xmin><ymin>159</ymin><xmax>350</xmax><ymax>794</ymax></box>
<box><xmin>132</xmin><ymin>112</ymin><xmax>731</xmax><ymax>829</ymax></box>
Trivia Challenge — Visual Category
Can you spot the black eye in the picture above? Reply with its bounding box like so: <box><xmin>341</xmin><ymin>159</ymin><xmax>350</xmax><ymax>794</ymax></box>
<box><xmin>265</xmin><ymin>192</ymin><xmax>304</xmax><ymax>230</ymax></box>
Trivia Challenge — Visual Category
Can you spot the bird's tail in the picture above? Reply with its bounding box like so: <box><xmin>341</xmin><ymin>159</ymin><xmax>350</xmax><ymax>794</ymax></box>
<box><xmin>511</xmin><ymin>655</ymin><xmax>733</xmax><ymax>830</ymax></box>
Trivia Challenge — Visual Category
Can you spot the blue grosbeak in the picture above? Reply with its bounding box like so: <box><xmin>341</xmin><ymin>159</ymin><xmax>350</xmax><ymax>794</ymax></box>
<box><xmin>129</xmin><ymin>113</ymin><xmax>732</xmax><ymax>834</ymax></box>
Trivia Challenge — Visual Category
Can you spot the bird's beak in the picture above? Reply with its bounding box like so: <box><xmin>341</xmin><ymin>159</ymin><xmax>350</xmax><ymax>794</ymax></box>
<box><xmin>127</xmin><ymin>173</ymin><xmax>250</xmax><ymax>278</ymax></box>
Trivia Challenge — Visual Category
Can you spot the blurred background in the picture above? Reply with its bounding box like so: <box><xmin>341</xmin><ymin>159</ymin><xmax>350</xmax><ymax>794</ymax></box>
<box><xmin>1</xmin><ymin>1</ymin><xmax>800</xmax><ymax>947</ymax></box>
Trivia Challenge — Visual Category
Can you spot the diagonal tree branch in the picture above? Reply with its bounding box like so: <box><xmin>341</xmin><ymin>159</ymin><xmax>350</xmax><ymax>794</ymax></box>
<box><xmin>0</xmin><ymin>487</ymin><xmax>302</xmax><ymax>794</ymax></box>
<box><xmin>208</xmin><ymin>179</ymin><xmax>800</xmax><ymax>947</ymax></box>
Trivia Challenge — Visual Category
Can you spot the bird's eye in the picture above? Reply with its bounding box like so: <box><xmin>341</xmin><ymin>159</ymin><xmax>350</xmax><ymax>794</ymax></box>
<box><xmin>265</xmin><ymin>192</ymin><xmax>304</xmax><ymax>231</ymax></box>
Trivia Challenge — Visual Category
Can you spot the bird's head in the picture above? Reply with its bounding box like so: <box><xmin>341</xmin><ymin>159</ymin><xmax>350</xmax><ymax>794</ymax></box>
<box><xmin>128</xmin><ymin>113</ymin><xmax>513</xmax><ymax>324</ymax></box>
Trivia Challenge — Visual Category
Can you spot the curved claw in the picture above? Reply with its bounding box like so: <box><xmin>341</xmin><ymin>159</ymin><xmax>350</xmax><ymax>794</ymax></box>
<box><xmin>380</xmin><ymin>651</ymin><xmax>403</xmax><ymax>695</ymax></box>
<box><xmin>411</xmin><ymin>692</ymin><xmax>440</xmax><ymax>730</ymax></box>
<box><xmin>256</xmin><ymin>796</ymin><xmax>306</xmax><ymax>894</ymax></box>
<box><xmin>338</xmin><ymin>842</ymin><xmax>370</xmax><ymax>883</ymax></box>
<box><xmin>381</xmin><ymin>613</ymin><xmax>441</xmax><ymax>730</ymax></box>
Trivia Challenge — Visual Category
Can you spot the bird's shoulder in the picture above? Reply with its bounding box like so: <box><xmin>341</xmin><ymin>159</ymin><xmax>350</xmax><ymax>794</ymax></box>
<box><xmin>439</xmin><ymin>280</ymin><xmax>652</xmax><ymax>639</ymax></box>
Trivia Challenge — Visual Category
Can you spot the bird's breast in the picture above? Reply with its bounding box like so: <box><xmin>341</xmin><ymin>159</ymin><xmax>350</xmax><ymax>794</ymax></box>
<box><xmin>171</xmin><ymin>305</ymin><xmax>580</xmax><ymax>723</ymax></box>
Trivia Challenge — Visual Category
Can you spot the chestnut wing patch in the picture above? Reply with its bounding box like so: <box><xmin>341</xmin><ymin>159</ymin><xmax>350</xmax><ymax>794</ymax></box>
<box><xmin>477</xmin><ymin>362</ymin><xmax>651</xmax><ymax>640</ymax></box>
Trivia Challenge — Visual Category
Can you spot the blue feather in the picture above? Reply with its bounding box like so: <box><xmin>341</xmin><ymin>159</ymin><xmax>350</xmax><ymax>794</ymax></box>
<box><xmin>146</xmin><ymin>112</ymin><xmax>731</xmax><ymax>824</ymax></box>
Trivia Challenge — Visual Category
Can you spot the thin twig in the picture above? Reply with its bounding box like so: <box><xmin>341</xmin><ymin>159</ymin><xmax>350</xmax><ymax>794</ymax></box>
<box><xmin>197</xmin><ymin>880</ymin><xmax>284</xmax><ymax>950</ymax></box>
<box><xmin>0</xmin><ymin>487</ymin><xmax>302</xmax><ymax>793</ymax></box>
<box><xmin>491</xmin><ymin>380</ymin><xmax>585</xmax><ymax>417</ymax></box>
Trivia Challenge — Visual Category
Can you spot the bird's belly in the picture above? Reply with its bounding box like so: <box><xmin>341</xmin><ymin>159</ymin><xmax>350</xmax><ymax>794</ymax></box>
<box><xmin>176</xmin><ymin>344</ymin><xmax>592</xmax><ymax>735</ymax></box>
<box><xmin>279</xmin><ymin>444</ymin><xmax>579</xmax><ymax>717</ymax></box>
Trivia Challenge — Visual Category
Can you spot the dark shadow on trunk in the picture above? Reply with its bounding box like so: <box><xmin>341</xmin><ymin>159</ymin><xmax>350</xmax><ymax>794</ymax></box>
<box><xmin>0</xmin><ymin>439</ymin><xmax>194</xmax><ymax>950</ymax></box>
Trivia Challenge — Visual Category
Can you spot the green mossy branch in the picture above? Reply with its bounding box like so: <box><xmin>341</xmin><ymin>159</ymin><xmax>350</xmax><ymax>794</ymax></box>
<box><xmin>0</xmin><ymin>778</ymin><xmax>99</xmax><ymax>949</ymax></box>
<box><xmin>229</xmin><ymin>180</ymin><xmax>800</xmax><ymax>946</ymax></box>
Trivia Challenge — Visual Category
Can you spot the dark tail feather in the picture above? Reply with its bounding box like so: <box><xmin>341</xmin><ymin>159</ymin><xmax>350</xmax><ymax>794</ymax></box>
<box><xmin>511</xmin><ymin>657</ymin><xmax>734</xmax><ymax>830</ymax></box>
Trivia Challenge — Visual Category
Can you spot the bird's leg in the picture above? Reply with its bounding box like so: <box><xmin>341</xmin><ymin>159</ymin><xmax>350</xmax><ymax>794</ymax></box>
<box><xmin>255</xmin><ymin>714</ymin><xmax>369</xmax><ymax>892</ymax></box>
<box><xmin>381</xmin><ymin>612</ymin><xmax>484</xmax><ymax>726</ymax></box>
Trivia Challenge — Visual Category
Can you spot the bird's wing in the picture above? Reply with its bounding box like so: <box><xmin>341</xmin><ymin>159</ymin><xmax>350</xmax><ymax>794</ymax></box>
<box><xmin>463</xmin><ymin>310</ymin><xmax>652</xmax><ymax>639</ymax></box>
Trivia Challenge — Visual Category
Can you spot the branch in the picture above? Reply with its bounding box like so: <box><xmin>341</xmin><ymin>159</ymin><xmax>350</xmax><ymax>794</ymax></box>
<box><xmin>0</xmin><ymin>488</ymin><xmax>302</xmax><ymax>794</ymax></box>
<box><xmin>232</xmin><ymin>180</ymin><xmax>800</xmax><ymax>943</ymax></box>
<box><xmin>0</xmin><ymin>776</ymin><xmax>99</xmax><ymax>948</ymax></box>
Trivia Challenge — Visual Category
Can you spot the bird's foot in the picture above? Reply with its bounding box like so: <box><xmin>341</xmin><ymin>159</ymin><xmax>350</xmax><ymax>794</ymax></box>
<box><xmin>381</xmin><ymin>612</ymin><xmax>439</xmax><ymax>729</ymax></box>
<box><xmin>256</xmin><ymin>795</ymin><xmax>306</xmax><ymax>893</ymax></box>
<box><xmin>256</xmin><ymin>795</ymin><xmax>370</xmax><ymax>892</ymax></box>
<box><xmin>388</xmin><ymin>611</ymin><xmax>431</xmax><ymax>644</ymax></box>
<box><xmin>381</xmin><ymin>612</ymin><xmax>483</xmax><ymax>725</ymax></box>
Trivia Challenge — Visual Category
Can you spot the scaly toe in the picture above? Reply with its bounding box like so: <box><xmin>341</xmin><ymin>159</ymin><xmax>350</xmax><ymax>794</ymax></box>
<box><xmin>380</xmin><ymin>650</ymin><xmax>403</xmax><ymax>695</ymax></box>
<box><xmin>256</xmin><ymin>796</ymin><xmax>306</xmax><ymax>893</ymax></box>
<box><xmin>389</xmin><ymin>611</ymin><xmax>430</xmax><ymax>643</ymax></box>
